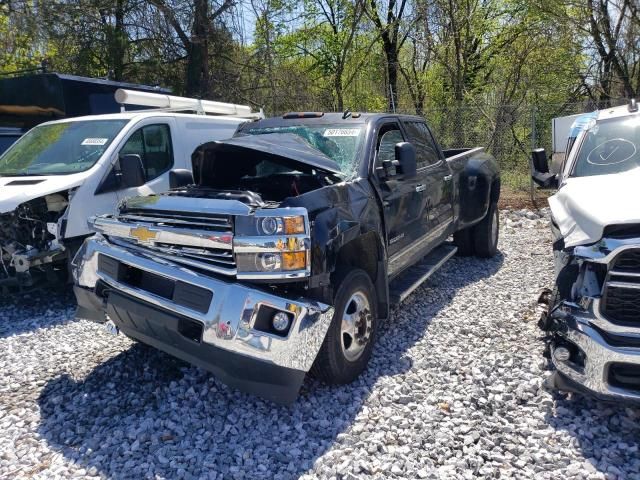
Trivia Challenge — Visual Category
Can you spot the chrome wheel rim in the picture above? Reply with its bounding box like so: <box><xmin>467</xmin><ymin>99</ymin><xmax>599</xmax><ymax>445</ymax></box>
<box><xmin>340</xmin><ymin>291</ymin><xmax>372</xmax><ymax>362</ymax></box>
<box><xmin>491</xmin><ymin>208</ymin><xmax>499</xmax><ymax>247</ymax></box>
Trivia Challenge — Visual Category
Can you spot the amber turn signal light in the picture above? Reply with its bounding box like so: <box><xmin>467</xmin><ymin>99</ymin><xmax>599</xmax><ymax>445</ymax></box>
<box><xmin>282</xmin><ymin>251</ymin><xmax>306</xmax><ymax>270</ymax></box>
<box><xmin>283</xmin><ymin>216</ymin><xmax>305</xmax><ymax>234</ymax></box>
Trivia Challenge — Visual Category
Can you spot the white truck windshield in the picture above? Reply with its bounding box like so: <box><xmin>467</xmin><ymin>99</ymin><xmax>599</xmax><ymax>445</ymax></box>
<box><xmin>0</xmin><ymin>119</ymin><xmax>127</xmax><ymax>176</ymax></box>
<box><xmin>573</xmin><ymin>116</ymin><xmax>640</xmax><ymax>177</ymax></box>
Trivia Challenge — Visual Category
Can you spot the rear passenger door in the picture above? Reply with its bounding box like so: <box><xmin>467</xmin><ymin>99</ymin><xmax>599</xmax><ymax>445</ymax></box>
<box><xmin>402</xmin><ymin>120</ymin><xmax>454</xmax><ymax>244</ymax></box>
<box><xmin>375</xmin><ymin>121</ymin><xmax>429</xmax><ymax>275</ymax></box>
<box><xmin>115</xmin><ymin>119</ymin><xmax>176</xmax><ymax>202</ymax></box>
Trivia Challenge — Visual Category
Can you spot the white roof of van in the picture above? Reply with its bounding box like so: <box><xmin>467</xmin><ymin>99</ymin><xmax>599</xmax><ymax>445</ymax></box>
<box><xmin>38</xmin><ymin>111</ymin><xmax>250</xmax><ymax>126</ymax></box>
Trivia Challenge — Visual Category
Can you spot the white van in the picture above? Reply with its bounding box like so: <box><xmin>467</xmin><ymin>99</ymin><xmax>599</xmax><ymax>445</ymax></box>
<box><xmin>0</xmin><ymin>92</ymin><xmax>257</xmax><ymax>288</ymax></box>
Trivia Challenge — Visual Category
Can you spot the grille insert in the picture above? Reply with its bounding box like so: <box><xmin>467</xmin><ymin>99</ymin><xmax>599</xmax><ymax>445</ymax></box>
<box><xmin>608</xmin><ymin>363</ymin><xmax>640</xmax><ymax>392</ymax></box>
<box><xmin>602</xmin><ymin>248</ymin><xmax>640</xmax><ymax>326</ymax></box>
<box><xmin>120</xmin><ymin>209</ymin><xmax>233</xmax><ymax>232</ymax></box>
<box><xmin>613</xmin><ymin>249</ymin><xmax>640</xmax><ymax>273</ymax></box>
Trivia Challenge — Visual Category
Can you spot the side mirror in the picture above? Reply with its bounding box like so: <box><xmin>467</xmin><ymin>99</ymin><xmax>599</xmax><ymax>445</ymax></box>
<box><xmin>531</xmin><ymin>148</ymin><xmax>558</xmax><ymax>189</ymax></box>
<box><xmin>119</xmin><ymin>154</ymin><xmax>145</xmax><ymax>188</ymax></box>
<box><xmin>170</xmin><ymin>169</ymin><xmax>194</xmax><ymax>189</ymax></box>
<box><xmin>380</xmin><ymin>159</ymin><xmax>397</xmax><ymax>177</ymax></box>
<box><xmin>395</xmin><ymin>142</ymin><xmax>416</xmax><ymax>178</ymax></box>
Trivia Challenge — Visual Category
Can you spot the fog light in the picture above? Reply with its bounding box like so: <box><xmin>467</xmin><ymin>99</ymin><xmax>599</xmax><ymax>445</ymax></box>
<box><xmin>272</xmin><ymin>312</ymin><xmax>291</xmax><ymax>332</ymax></box>
<box><xmin>554</xmin><ymin>346</ymin><xmax>571</xmax><ymax>362</ymax></box>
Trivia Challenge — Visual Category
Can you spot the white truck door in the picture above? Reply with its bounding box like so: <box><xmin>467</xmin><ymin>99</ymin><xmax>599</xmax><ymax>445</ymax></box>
<box><xmin>115</xmin><ymin>117</ymin><xmax>178</xmax><ymax>203</ymax></box>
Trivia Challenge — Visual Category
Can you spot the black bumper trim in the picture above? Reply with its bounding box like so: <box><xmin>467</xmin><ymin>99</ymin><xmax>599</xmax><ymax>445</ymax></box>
<box><xmin>105</xmin><ymin>291</ymin><xmax>305</xmax><ymax>405</ymax></box>
<box><xmin>74</xmin><ymin>285</ymin><xmax>106</xmax><ymax>322</ymax></box>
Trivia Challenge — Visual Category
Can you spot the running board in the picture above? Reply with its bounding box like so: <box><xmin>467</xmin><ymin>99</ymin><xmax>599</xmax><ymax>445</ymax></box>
<box><xmin>388</xmin><ymin>244</ymin><xmax>457</xmax><ymax>305</ymax></box>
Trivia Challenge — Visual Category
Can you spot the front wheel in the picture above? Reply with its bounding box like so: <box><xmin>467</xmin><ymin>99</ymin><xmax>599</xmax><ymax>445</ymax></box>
<box><xmin>311</xmin><ymin>269</ymin><xmax>378</xmax><ymax>385</ymax></box>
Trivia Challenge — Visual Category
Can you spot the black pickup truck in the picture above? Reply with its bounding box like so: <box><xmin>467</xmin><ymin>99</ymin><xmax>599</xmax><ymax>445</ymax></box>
<box><xmin>73</xmin><ymin>112</ymin><xmax>500</xmax><ymax>404</ymax></box>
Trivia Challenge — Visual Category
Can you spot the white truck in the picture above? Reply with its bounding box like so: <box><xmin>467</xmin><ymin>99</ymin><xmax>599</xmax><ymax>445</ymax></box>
<box><xmin>0</xmin><ymin>90</ymin><xmax>258</xmax><ymax>289</ymax></box>
<box><xmin>532</xmin><ymin>99</ymin><xmax>640</xmax><ymax>402</ymax></box>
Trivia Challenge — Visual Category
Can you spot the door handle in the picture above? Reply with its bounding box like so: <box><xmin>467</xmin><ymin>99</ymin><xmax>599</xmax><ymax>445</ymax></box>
<box><xmin>415</xmin><ymin>184</ymin><xmax>426</xmax><ymax>193</ymax></box>
<box><xmin>443</xmin><ymin>174</ymin><xmax>453</xmax><ymax>182</ymax></box>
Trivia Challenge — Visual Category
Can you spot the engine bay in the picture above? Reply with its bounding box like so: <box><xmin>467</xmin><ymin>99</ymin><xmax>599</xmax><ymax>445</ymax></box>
<box><xmin>0</xmin><ymin>192</ymin><xmax>68</xmax><ymax>284</ymax></box>
<box><xmin>191</xmin><ymin>142</ymin><xmax>341</xmax><ymax>205</ymax></box>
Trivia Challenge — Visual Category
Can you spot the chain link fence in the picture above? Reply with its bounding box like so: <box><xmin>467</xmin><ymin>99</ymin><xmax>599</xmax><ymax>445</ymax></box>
<box><xmin>421</xmin><ymin>98</ymin><xmax>631</xmax><ymax>191</ymax></box>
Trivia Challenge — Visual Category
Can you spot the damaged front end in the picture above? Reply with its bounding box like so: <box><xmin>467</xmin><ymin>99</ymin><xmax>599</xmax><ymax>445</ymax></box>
<box><xmin>541</xmin><ymin>234</ymin><xmax>640</xmax><ymax>402</ymax></box>
<box><xmin>0</xmin><ymin>193</ymin><xmax>69</xmax><ymax>289</ymax></box>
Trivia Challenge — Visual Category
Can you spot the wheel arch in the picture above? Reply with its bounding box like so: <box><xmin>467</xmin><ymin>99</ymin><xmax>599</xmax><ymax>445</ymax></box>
<box><xmin>332</xmin><ymin>231</ymin><xmax>389</xmax><ymax>320</ymax></box>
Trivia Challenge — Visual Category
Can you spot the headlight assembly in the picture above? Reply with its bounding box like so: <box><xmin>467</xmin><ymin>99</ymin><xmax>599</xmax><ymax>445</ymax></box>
<box><xmin>234</xmin><ymin>209</ymin><xmax>310</xmax><ymax>279</ymax></box>
<box><xmin>235</xmin><ymin>215</ymin><xmax>306</xmax><ymax>236</ymax></box>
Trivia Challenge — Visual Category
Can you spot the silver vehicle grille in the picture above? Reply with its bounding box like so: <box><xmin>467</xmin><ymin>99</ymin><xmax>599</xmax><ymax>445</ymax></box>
<box><xmin>602</xmin><ymin>248</ymin><xmax>640</xmax><ymax>326</ymax></box>
<box><xmin>120</xmin><ymin>209</ymin><xmax>233</xmax><ymax>232</ymax></box>
<box><xmin>110</xmin><ymin>209</ymin><xmax>236</xmax><ymax>276</ymax></box>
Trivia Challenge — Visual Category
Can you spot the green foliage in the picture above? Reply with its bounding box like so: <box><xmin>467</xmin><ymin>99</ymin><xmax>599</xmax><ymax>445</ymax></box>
<box><xmin>3</xmin><ymin>0</ymin><xmax>635</xmax><ymax>174</ymax></box>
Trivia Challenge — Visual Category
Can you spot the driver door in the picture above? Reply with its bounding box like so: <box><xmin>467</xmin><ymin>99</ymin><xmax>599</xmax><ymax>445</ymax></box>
<box><xmin>115</xmin><ymin>119</ymin><xmax>177</xmax><ymax>204</ymax></box>
<box><xmin>375</xmin><ymin>121</ymin><xmax>429</xmax><ymax>276</ymax></box>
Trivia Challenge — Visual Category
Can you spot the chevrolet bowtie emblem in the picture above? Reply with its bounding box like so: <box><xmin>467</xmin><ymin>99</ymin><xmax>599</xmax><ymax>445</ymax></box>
<box><xmin>130</xmin><ymin>226</ymin><xmax>157</xmax><ymax>244</ymax></box>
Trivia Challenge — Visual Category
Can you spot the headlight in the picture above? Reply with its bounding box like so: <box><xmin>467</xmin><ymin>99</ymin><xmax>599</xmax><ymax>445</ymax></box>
<box><xmin>257</xmin><ymin>252</ymin><xmax>281</xmax><ymax>271</ymax></box>
<box><xmin>236</xmin><ymin>251</ymin><xmax>307</xmax><ymax>273</ymax></box>
<box><xmin>234</xmin><ymin>209</ymin><xmax>310</xmax><ymax>279</ymax></box>
<box><xmin>260</xmin><ymin>217</ymin><xmax>282</xmax><ymax>235</ymax></box>
<box><xmin>235</xmin><ymin>215</ymin><xmax>306</xmax><ymax>236</ymax></box>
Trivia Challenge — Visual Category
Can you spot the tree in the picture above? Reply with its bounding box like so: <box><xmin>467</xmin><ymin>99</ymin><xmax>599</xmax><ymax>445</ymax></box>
<box><xmin>148</xmin><ymin>0</ymin><xmax>236</xmax><ymax>97</ymax></box>
<box><xmin>298</xmin><ymin>0</ymin><xmax>367</xmax><ymax>110</ymax></box>
<box><xmin>366</xmin><ymin>0</ymin><xmax>410</xmax><ymax>111</ymax></box>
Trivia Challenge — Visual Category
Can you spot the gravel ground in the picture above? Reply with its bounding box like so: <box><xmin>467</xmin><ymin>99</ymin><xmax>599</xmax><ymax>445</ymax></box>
<box><xmin>1</xmin><ymin>210</ymin><xmax>639</xmax><ymax>480</ymax></box>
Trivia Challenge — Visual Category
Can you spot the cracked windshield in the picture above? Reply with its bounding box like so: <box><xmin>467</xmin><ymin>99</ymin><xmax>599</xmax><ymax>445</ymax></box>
<box><xmin>0</xmin><ymin>120</ymin><xmax>127</xmax><ymax>176</ymax></box>
<box><xmin>246</xmin><ymin>124</ymin><xmax>364</xmax><ymax>177</ymax></box>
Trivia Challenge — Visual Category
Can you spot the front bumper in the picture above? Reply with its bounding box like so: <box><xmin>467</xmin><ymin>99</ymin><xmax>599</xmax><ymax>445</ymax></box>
<box><xmin>549</xmin><ymin>301</ymin><xmax>640</xmax><ymax>403</ymax></box>
<box><xmin>73</xmin><ymin>235</ymin><xmax>334</xmax><ymax>404</ymax></box>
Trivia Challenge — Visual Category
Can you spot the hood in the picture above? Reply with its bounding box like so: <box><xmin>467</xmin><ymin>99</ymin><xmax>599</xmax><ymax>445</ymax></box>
<box><xmin>0</xmin><ymin>174</ymin><xmax>85</xmax><ymax>213</ymax></box>
<box><xmin>214</xmin><ymin>133</ymin><xmax>342</xmax><ymax>175</ymax></box>
<box><xmin>549</xmin><ymin>168</ymin><xmax>640</xmax><ymax>247</ymax></box>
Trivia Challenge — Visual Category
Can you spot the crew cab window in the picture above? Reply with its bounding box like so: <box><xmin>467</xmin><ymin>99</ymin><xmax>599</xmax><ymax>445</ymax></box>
<box><xmin>403</xmin><ymin>121</ymin><xmax>440</xmax><ymax>167</ymax></box>
<box><xmin>120</xmin><ymin>124</ymin><xmax>173</xmax><ymax>181</ymax></box>
<box><xmin>376</xmin><ymin>125</ymin><xmax>404</xmax><ymax>166</ymax></box>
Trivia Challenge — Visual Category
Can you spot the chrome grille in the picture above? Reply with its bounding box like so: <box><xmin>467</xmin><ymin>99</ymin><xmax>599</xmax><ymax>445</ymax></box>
<box><xmin>109</xmin><ymin>209</ymin><xmax>236</xmax><ymax>276</ymax></box>
<box><xmin>120</xmin><ymin>209</ymin><xmax>232</xmax><ymax>232</ymax></box>
<box><xmin>602</xmin><ymin>248</ymin><xmax>640</xmax><ymax>326</ymax></box>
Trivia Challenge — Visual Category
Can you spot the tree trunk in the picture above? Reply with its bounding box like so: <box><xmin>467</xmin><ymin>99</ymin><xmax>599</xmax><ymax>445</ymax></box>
<box><xmin>185</xmin><ymin>0</ymin><xmax>210</xmax><ymax>97</ymax></box>
<box><xmin>385</xmin><ymin>43</ymin><xmax>398</xmax><ymax>112</ymax></box>
<box><xmin>113</xmin><ymin>0</ymin><xmax>126</xmax><ymax>81</ymax></box>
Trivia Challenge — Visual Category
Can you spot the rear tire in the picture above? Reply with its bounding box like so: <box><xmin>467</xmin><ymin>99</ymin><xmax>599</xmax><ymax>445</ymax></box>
<box><xmin>311</xmin><ymin>268</ymin><xmax>378</xmax><ymax>385</ymax></box>
<box><xmin>472</xmin><ymin>201</ymin><xmax>499</xmax><ymax>258</ymax></box>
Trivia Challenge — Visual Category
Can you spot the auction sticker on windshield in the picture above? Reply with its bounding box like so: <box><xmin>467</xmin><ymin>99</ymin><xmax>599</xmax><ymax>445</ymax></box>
<box><xmin>81</xmin><ymin>138</ymin><xmax>109</xmax><ymax>146</ymax></box>
<box><xmin>324</xmin><ymin>128</ymin><xmax>360</xmax><ymax>137</ymax></box>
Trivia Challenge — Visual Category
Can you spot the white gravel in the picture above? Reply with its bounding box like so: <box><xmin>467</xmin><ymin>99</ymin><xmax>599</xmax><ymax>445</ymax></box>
<box><xmin>1</xmin><ymin>209</ymin><xmax>639</xmax><ymax>480</ymax></box>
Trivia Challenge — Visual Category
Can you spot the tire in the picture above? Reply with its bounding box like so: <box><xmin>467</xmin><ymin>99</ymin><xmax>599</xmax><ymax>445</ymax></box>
<box><xmin>472</xmin><ymin>201</ymin><xmax>499</xmax><ymax>258</ymax></box>
<box><xmin>311</xmin><ymin>268</ymin><xmax>378</xmax><ymax>385</ymax></box>
<box><xmin>453</xmin><ymin>227</ymin><xmax>475</xmax><ymax>256</ymax></box>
